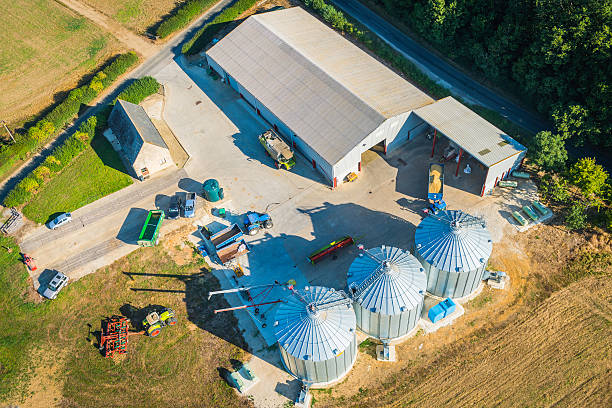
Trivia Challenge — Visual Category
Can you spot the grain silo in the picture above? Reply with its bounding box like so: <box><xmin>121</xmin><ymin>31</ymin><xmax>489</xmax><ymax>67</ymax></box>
<box><xmin>414</xmin><ymin>210</ymin><xmax>492</xmax><ymax>298</ymax></box>
<box><xmin>274</xmin><ymin>286</ymin><xmax>357</xmax><ymax>386</ymax></box>
<box><xmin>347</xmin><ymin>245</ymin><xmax>426</xmax><ymax>343</ymax></box>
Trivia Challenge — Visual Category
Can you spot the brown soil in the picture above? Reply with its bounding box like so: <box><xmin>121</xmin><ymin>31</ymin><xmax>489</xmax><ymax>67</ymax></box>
<box><xmin>313</xmin><ymin>225</ymin><xmax>612</xmax><ymax>408</ymax></box>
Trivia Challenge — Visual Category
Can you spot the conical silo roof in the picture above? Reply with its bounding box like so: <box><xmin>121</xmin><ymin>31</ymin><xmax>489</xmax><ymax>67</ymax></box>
<box><xmin>347</xmin><ymin>246</ymin><xmax>426</xmax><ymax>315</ymax></box>
<box><xmin>414</xmin><ymin>210</ymin><xmax>492</xmax><ymax>272</ymax></box>
<box><xmin>275</xmin><ymin>286</ymin><xmax>356</xmax><ymax>362</ymax></box>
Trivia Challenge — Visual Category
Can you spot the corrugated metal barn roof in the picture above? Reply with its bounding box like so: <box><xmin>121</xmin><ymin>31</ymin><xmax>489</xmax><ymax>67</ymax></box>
<box><xmin>347</xmin><ymin>246</ymin><xmax>426</xmax><ymax>315</ymax></box>
<box><xmin>414</xmin><ymin>210</ymin><xmax>493</xmax><ymax>272</ymax></box>
<box><xmin>275</xmin><ymin>286</ymin><xmax>356</xmax><ymax>362</ymax></box>
<box><xmin>114</xmin><ymin>99</ymin><xmax>168</xmax><ymax>148</ymax></box>
<box><xmin>414</xmin><ymin>97</ymin><xmax>525</xmax><ymax>167</ymax></box>
<box><xmin>206</xmin><ymin>7</ymin><xmax>434</xmax><ymax>165</ymax></box>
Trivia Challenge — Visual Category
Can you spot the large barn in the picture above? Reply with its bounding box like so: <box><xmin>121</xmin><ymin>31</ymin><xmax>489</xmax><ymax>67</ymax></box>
<box><xmin>206</xmin><ymin>7</ymin><xmax>525</xmax><ymax>194</ymax></box>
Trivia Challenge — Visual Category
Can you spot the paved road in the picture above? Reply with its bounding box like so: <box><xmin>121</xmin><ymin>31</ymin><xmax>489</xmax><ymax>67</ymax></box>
<box><xmin>330</xmin><ymin>0</ymin><xmax>548</xmax><ymax>134</ymax></box>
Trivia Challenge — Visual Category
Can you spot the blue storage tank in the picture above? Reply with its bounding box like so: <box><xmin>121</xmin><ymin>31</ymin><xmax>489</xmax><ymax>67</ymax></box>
<box><xmin>428</xmin><ymin>298</ymin><xmax>456</xmax><ymax>323</ymax></box>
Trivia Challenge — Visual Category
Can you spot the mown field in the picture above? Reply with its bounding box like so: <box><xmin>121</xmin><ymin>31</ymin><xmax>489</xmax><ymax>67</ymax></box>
<box><xmin>0</xmin><ymin>0</ymin><xmax>121</xmax><ymax>126</ymax></box>
<box><xmin>82</xmin><ymin>0</ymin><xmax>187</xmax><ymax>33</ymax></box>
<box><xmin>22</xmin><ymin>134</ymin><xmax>133</xmax><ymax>224</ymax></box>
<box><xmin>0</xmin><ymin>231</ymin><xmax>253</xmax><ymax>408</ymax></box>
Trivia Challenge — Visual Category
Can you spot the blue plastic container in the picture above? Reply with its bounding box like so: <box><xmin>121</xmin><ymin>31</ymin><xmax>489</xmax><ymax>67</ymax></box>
<box><xmin>428</xmin><ymin>303</ymin><xmax>446</xmax><ymax>323</ymax></box>
<box><xmin>440</xmin><ymin>298</ymin><xmax>456</xmax><ymax>317</ymax></box>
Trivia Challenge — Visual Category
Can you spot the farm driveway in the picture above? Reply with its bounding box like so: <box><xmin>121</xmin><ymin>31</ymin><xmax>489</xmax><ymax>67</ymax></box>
<box><xmin>20</xmin><ymin>168</ymin><xmax>188</xmax><ymax>287</ymax></box>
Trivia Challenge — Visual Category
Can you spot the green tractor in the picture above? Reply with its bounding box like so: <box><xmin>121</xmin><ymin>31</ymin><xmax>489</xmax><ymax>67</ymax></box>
<box><xmin>142</xmin><ymin>307</ymin><xmax>177</xmax><ymax>337</ymax></box>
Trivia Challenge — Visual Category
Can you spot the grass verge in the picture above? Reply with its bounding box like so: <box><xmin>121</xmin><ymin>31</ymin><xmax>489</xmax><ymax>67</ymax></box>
<box><xmin>22</xmin><ymin>135</ymin><xmax>133</xmax><ymax>224</ymax></box>
<box><xmin>0</xmin><ymin>236</ymin><xmax>253</xmax><ymax>407</ymax></box>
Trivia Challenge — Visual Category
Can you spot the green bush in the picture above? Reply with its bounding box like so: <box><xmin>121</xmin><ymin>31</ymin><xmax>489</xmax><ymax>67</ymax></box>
<box><xmin>182</xmin><ymin>0</ymin><xmax>258</xmax><ymax>55</ymax></box>
<box><xmin>43</xmin><ymin>156</ymin><xmax>63</xmax><ymax>174</ymax></box>
<box><xmin>99</xmin><ymin>52</ymin><xmax>138</xmax><ymax>87</ymax></box>
<box><xmin>0</xmin><ymin>52</ymin><xmax>138</xmax><ymax>182</ymax></box>
<box><xmin>3</xmin><ymin>185</ymin><xmax>31</xmax><ymax>207</ymax></box>
<box><xmin>156</xmin><ymin>0</ymin><xmax>218</xmax><ymax>38</ymax></box>
<box><xmin>565</xmin><ymin>203</ymin><xmax>587</xmax><ymax>230</ymax></box>
<box><xmin>539</xmin><ymin>174</ymin><xmax>570</xmax><ymax>203</ymax></box>
<box><xmin>569</xmin><ymin>157</ymin><xmax>608</xmax><ymax>199</ymax></box>
<box><xmin>114</xmin><ymin>76</ymin><xmax>160</xmax><ymax>105</ymax></box>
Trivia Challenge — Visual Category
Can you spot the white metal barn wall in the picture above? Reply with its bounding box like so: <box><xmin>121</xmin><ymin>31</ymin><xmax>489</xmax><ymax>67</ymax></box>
<box><xmin>482</xmin><ymin>151</ymin><xmax>526</xmax><ymax>196</ymax></box>
<box><xmin>332</xmin><ymin>112</ymin><xmax>427</xmax><ymax>183</ymax></box>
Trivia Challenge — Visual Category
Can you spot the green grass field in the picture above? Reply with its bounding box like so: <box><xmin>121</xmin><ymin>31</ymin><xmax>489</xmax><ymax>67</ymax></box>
<box><xmin>0</xmin><ymin>236</ymin><xmax>252</xmax><ymax>407</ymax></box>
<box><xmin>82</xmin><ymin>0</ymin><xmax>186</xmax><ymax>33</ymax></box>
<box><xmin>23</xmin><ymin>135</ymin><xmax>133</xmax><ymax>224</ymax></box>
<box><xmin>0</xmin><ymin>0</ymin><xmax>121</xmax><ymax>125</ymax></box>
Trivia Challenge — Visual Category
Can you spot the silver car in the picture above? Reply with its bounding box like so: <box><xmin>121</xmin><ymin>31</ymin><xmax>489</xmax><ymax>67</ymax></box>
<box><xmin>48</xmin><ymin>212</ymin><xmax>72</xmax><ymax>229</ymax></box>
<box><xmin>42</xmin><ymin>271</ymin><xmax>69</xmax><ymax>299</ymax></box>
<box><xmin>184</xmin><ymin>193</ymin><xmax>196</xmax><ymax>218</ymax></box>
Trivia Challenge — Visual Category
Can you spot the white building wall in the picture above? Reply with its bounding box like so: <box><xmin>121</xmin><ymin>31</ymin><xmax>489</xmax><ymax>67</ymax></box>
<box><xmin>332</xmin><ymin>112</ymin><xmax>425</xmax><ymax>183</ymax></box>
<box><xmin>482</xmin><ymin>151</ymin><xmax>526</xmax><ymax>195</ymax></box>
<box><xmin>133</xmin><ymin>144</ymin><xmax>173</xmax><ymax>178</ymax></box>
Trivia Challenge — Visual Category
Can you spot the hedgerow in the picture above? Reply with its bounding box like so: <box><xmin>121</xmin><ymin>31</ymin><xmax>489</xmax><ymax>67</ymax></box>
<box><xmin>114</xmin><ymin>76</ymin><xmax>160</xmax><ymax>105</ymax></box>
<box><xmin>156</xmin><ymin>0</ymin><xmax>218</xmax><ymax>39</ymax></box>
<box><xmin>182</xmin><ymin>0</ymin><xmax>258</xmax><ymax>55</ymax></box>
<box><xmin>3</xmin><ymin>115</ymin><xmax>97</xmax><ymax>208</ymax></box>
<box><xmin>0</xmin><ymin>52</ymin><xmax>138</xmax><ymax>181</ymax></box>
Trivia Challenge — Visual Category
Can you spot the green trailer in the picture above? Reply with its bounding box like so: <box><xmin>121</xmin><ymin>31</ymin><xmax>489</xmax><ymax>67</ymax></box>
<box><xmin>138</xmin><ymin>210</ymin><xmax>165</xmax><ymax>247</ymax></box>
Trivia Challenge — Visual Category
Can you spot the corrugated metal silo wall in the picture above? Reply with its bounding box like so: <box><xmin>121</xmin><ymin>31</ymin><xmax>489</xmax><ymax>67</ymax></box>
<box><xmin>417</xmin><ymin>253</ymin><xmax>486</xmax><ymax>298</ymax></box>
<box><xmin>279</xmin><ymin>334</ymin><xmax>357</xmax><ymax>384</ymax></box>
<box><xmin>355</xmin><ymin>302</ymin><xmax>423</xmax><ymax>340</ymax></box>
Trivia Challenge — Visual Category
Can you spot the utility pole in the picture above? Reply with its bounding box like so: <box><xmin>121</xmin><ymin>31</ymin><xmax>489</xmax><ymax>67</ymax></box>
<box><xmin>0</xmin><ymin>120</ymin><xmax>15</xmax><ymax>144</ymax></box>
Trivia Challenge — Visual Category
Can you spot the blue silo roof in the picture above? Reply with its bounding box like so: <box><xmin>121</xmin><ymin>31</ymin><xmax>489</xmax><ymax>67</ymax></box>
<box><xmin>347</xmin><ymin>246</ymin><xmax>426</xmax><ymax>315</ymax></box>
<box><xmin>414</xmin><ymin>210</ymin><xmax>493</xmax><ymax>273</ymax></box>
<box><xmin>274</xmin><ymin>286</ymin><xmax>356</xmax><ymax>362</ymax></box>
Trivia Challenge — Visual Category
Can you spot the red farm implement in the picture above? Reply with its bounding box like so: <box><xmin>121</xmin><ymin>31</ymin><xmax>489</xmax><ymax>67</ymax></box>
<box><xmin>99</xmin><ymin>316</ymin><xmax>142</xmax><ymax>358</ymax></box>
<box><xmin>308</xmin><ymin>236</ymin><xmax>354</xmax><ymax>264</ymax></box>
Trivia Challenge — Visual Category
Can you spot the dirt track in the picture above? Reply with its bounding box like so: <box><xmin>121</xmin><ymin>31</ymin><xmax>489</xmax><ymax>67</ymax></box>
<box><xmin>320</xmin><ymin>276</ymin><xmax>612</xmax><ymax>408</ymax></box>
<box><xmin>57</xmin><ymin>0</ymin><xmax>158</xmax><ymax>57</ymax></box>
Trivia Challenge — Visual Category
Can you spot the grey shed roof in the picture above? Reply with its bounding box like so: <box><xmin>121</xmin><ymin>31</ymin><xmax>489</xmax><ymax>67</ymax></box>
<box><xmin>206</xmin><ymin>7</ymin><xmax>434</xmax><ymax>165</ymax></box>
<box><xmin>347</xmin><ymin>246</ymin><xmax>426</xmax><ymax>315</ymax></box>
<box><xmin>415</xmin><ymin>210</ymin><xmax>493</xmax><ymax>272</ymax></box>
<box><xmin>275</xmin><ymin>286</ymin><xmax>356</xmax><ymax>362</ymax></box>
<box><xmin>114</xmin><ymin>99</ymin><xmax>168</xmax><ymax>149</ymax></box>
<box><xmin>414</xmin><ymin>97</ymin><xmax>526</xmax><ymax>167</ymax></box>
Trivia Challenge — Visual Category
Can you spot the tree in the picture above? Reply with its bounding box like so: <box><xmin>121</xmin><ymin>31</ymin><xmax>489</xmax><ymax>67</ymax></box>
<box><xmin>565</xmin><ymin>203</ymin><xmax>587</xmax><ymax>230</ymax></box>
<box><xmin>569</xmin><ymin>157</ymin><xmax>608</xmax><ymax>199</ymax></box>
<box><xmin>530</xmin><ymin>131</ymin><xmax>568</xmax><ymax>171</ymax></box>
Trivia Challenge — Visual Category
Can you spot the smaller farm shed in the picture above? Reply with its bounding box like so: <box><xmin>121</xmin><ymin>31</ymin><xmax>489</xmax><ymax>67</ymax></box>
<box><xmin>414</xmin><ymin>97</ymin><xmax>527</xmax><ymax>196</ymax></box>
<box><xmin>109</xmin><ymin>99</ymin><xmax>173</xmax><ymax>180</ymax></box>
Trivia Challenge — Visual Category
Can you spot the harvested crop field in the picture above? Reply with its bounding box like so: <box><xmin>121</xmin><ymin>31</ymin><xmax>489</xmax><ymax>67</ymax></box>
<box><xmin>313</xmin><ymin>226</ymin><xmax>612</xmax><ymax>408</ymax></box>
<box><xmin>0</xmin><ymin>0</ymin><xmax>122</xmax><ymax>126</ymax></box>
<box><xmin>82</xmin><ymin>0</ymin><xmax>187</xmax><ymax>33</ymax></box>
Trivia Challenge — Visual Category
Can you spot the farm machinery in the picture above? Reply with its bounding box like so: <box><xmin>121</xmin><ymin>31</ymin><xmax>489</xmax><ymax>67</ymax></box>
<box><xmin>98</xmin><ymin>307</ymin><xmax>177</xmax><ymax>357</ymax></box>
<box><xmin>244</xmin><ymin>211</ymin><xmax>273</xmax><ymax>235</ymax></box>
<box><xmin>259</xmin><ymin>129</ymin><xmax>295</xmax><ymax>170</ymax></box>
<box><xmin>424</xmin><ymin>163</ymin><xmax>447</xmax><ymax>215</ymax></box>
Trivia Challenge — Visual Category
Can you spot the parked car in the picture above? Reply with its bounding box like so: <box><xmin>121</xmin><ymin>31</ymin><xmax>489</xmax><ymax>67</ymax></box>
<box><xmin>167</xmin><ymin>194</ymin><xmax>181</xmax><ymax>220</ymax></box>
<box><xmin>184</xmin><ymin>192</ymin><xmax>196</xmax><ymax>218</ymax></box>
<box><xmin>42</xmin><ymin>271</ymin><xmax>69</xmax><ymax>299</ymax></box>
<box><xmin>48</xmin><ymin>212</ymin><xmax>72</xmax><ymax>230</ymax></box>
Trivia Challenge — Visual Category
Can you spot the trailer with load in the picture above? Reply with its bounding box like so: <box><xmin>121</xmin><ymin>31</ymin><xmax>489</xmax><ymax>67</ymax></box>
<box><xmin>426</xmin><ymin>163</ymin><xmax>446</xmax><ymax>214</ymax></box>
<box><xmin>259</xmin><ymin>129</ymin><xmax>295</xmax><ymax>170</ymax></box>
<box><xmin>137</xmin><ymin>210</ymin><xmax>164</xmax><ymax>247</ymax></box>
<box><xmin>217</xmin><ymin>239</ymin><xmax>250</xmax><ymax>264</ymax></box>
<box><xmin>210</xmin><ymin>224</ymin><xmax>243</xmax><ymax>250</ymax></box>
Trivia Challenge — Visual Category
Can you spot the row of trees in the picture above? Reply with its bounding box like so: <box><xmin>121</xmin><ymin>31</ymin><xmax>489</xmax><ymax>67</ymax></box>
<box><xmin>375</xmin><ymin>0</ymin><xmax>611</xmax><ymax>148</ymax></box>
